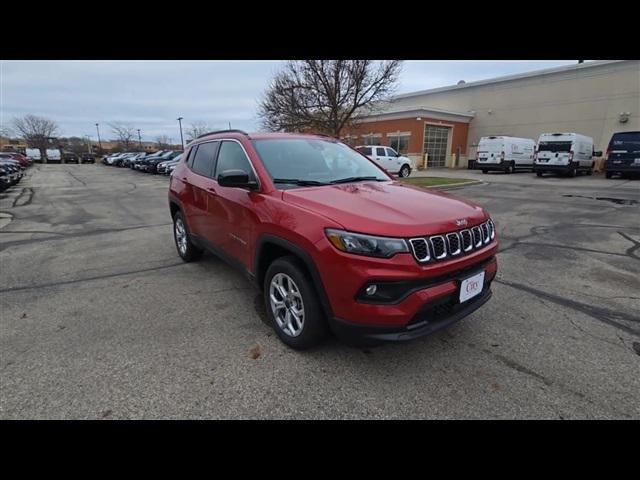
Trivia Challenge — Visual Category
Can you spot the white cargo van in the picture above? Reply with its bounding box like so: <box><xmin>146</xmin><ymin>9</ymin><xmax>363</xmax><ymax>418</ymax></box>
<box><xmin>26</xmin><ymin>148</ymin><xmax>42</xmax><ymax>163</ymax></box>
<box><xmin>46</xmin><ymin>148</ymin><xmax>62</xmax><ymax>164</ymax></box>
<box><xmin>475</xmin><ymin>136</ymin><xmax>536</xmax><ymax>173</ymax></box>
<box><xmin>534</xmin><ymin>132</ymin><xmax>595</xmax><ymax>177</ymax></box>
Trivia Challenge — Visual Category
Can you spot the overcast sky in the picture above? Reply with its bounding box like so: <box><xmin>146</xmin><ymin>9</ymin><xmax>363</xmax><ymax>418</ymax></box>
<box><xmin>1</xmin><ymin>60</ymin><xmax>580</xmax><ymax>142</ymax></box>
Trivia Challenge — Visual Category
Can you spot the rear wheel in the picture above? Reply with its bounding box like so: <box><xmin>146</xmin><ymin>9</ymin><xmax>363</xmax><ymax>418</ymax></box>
<box><xmin>505</xmin><ymin>162</ymin><xmax>515</xmax><ymax>174</ymax></box>
<box><xmin>605</xmin><ymin>171</ymin><xmax>613</xmax><ymax>179</ymax></box>
<box><xmin>568</xmin><ymin>164</ymin><xmax>577</xmax><ymax>177</ymax></box>
<box><xmin>481</xmin><ymin>169</ymin><xmax>488</xmax><ymax>174</ymax></box>
<box><xmin>536</xmin><ymin>171</ymin><xmax>543</xmax><ymax>177</ymax></box>
<box><xmin>173</xmin><ymin>211</ymin><xmax>202</xmax><ymax>262</ymax></box>
<box><xmin>264</xmin><ymin>256</ymin><xmax>328</xmax><ymax>350</ymax></box>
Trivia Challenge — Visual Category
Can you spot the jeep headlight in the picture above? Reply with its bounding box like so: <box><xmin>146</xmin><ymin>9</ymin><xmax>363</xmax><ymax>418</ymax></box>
<box><xmin>325</xmin><ymin>229</ymin><xmax>409</xmax><ymax>258</ymax></box>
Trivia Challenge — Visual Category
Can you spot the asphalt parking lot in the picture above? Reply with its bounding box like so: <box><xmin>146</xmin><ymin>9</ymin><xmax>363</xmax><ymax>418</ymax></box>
<box><xmin>1</xmin><ymin>164</ymin><xmax>639</xmax><ymax>419</ymax></box>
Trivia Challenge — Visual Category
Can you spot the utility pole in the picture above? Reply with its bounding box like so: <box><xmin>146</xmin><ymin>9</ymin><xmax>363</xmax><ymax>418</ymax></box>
<box><xmin>177</xmin><ymin>117</ymin><xmax>184</xmax><ymax>150</ymax></box>
<box><xmin>95</xmin><ymin>123</ymin><xmax>103</xmax><ymax>153</ymax></box>
<box><xmin>228</xmin><ymin>121</ymin><xmax>232</xmax><ymax>130</ymax></box>
<box><xmin>137</xmin><ymin>129</ymin><xmax>142</xmax><ymax>150</ymax></box>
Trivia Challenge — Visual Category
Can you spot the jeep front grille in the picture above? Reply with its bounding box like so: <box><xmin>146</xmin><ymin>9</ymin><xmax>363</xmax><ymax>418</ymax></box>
<box><xmin>409</xmin><ymin>220</ymin><xmax>496</xmax><ymax>264</ymax></box>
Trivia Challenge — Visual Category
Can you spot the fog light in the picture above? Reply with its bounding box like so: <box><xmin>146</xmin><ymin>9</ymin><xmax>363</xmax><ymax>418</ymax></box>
<box><xmin>365</xmin><ymin>285</ymin><xmax>377</xmax><ymax>296</ymax></box>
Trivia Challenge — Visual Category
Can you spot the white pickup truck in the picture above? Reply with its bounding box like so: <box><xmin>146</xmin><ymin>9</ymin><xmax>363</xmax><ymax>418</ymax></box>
<box><xmin>355</xmin><ymin>145</ymin><xmax>414</xmax><ymax>177</ymax></box>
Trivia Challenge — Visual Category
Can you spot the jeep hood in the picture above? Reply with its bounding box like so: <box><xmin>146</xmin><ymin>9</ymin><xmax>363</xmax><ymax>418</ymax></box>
<box><xmin>282</xmin><ymin>181</ymin><xmax>487</xmax><ymax>237</ymax></box>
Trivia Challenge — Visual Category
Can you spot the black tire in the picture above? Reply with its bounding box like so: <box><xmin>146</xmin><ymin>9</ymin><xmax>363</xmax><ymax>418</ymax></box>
<box><xmin>568</xmin><ymin>164</ymin><xmax>577</xmax><ymax>178</ymax></box>
<box><xmin>399</xmin><ymin>164</ymin><xmax>411</xmax><ymax>178</ymax></box>
<box><xmin>481</xmin><ymin>169</ymin><xmax>488</xmax><ymax>174</ymax></box>
<box><xmin>536</xmin><ymin>171</ymin><xmax>543</xmax><ymax>177</ymax></box>
<box><xmin>605</xmin><ymin>171</ymin><xmax>613</xmax><ymax>179</ymax></box>
<box><xmin>172</xmin><ymin>210</ymin><xmax>202</xmax><ymax>262</ymax></box>
<box><xmin>505</xmin><ymin>162</ymin><xmax>514</xmax><ymax>174</ymax></box>
<box><xmin>263</xmin><ymin>255</ymin><xmax>328</xmax><ymax>350</ymax></box>
<box><xmin>586</xmin><ymin>168</ymin><xmax>593</xmax><ymax>176</ymax></box>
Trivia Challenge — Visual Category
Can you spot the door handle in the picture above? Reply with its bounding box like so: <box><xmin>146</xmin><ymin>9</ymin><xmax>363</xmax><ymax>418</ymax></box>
<box><xmin>207</xmin><ymin>187</ymin><xmax>217</xmax><ymax>195</ymax></box>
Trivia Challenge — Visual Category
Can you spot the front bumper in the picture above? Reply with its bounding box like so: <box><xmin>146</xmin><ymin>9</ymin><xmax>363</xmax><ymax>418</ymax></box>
<box><xmin>314</xmin><ymin>236</ymin><xmax>498</xmax><ymax>331</ymax></box>
<box><xmin>330</xmin><ymin>287</ymin><xmax>492</xmax><ymax>342</ymax></box>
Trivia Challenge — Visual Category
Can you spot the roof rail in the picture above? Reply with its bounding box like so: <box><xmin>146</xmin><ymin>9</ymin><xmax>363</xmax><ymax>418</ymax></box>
<box><xmin>196</xmin><ymin>129</ymin><xmax>249</xmax><ymax>139</ymax></box>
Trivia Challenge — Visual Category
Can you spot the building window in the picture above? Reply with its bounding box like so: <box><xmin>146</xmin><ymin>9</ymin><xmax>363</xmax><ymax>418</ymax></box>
<box><xmin>388</xmin><ymin>134</ymin><xmax>410</xmax><ymax>154</ymax></box>
<box><xmin>362</xmin><ymin>134</ymin><xmax>381</xmax><ymax>146</ymax></box>
<box><xmin>341</xmin><ymin>136</ymin><xmax>357</xmax><ymax>146</ymax></box>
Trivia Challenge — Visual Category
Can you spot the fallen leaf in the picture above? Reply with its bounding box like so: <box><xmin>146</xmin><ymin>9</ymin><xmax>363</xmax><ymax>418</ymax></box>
<box><xmin>249</xmin><ymin>344</ymin><xmax>261</xmax><ymax>359</ymax></box>
<box><xmin>99</xmin><ymin>409</ymin><xmax>112</xmax><ymax>418</ymax></box>
<box><xmin>20</xmin><ymin>313</ymin><xmax>27</xmax><ymax>319</ymax></box>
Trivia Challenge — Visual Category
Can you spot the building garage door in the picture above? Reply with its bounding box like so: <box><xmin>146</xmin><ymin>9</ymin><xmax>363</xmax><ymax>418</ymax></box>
<box><xmin>423</xmin><ymin>124</ymin><xmax>450</xmax><ymax>167</ymax></box>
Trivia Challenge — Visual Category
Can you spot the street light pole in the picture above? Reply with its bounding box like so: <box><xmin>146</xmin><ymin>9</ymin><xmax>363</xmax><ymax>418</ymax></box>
<box><xmin>177</xmin><ymin>117</ymin><xmax>184</xmax><ymax>150</ymax></box>
<box><xmin>137</xmin><ymin>129</ymin><xmax>142</xmax><ymax>150</ymax></box>
<box><xmin>95</xmin><ymin>123</ymin><xmax>103</xmax><ymax>153</ymax></box>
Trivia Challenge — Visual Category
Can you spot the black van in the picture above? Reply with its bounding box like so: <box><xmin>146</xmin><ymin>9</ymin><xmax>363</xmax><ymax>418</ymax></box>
<box><xmin>604</xmin><ymin>131</ymin><xmax>640</xmax><ymax>178</ymax></box>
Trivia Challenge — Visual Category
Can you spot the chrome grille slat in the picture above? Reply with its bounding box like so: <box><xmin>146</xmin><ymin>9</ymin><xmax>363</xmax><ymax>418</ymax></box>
<box><xmin>446</xmin><ymin>232</ymin><xmax>461</xmax><ymax>255</ymax></box>
<box><xmin>430</xmin><ymin>235</ymin><xmax>447</xmax><ymax>259</ymax></box>
<box><xmin>408</xmin><ymin>220</ymin><xmax>495</xmax><ymax>263</ymax></box>
<box><xmin>409</xmin><ymin>238</ymin><xmax>430</xmax><ymax>262</ymax></box>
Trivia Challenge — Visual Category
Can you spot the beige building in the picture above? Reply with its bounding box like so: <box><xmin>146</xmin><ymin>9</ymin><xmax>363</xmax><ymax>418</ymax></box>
<box><xmin>351</xmin><ymin>60</ymin><xmax>639</xmax><ymax>167</ymax></box>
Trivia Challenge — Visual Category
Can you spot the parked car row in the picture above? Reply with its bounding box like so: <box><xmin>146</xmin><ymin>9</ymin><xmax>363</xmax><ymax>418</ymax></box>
<box><xmin>24</xmin><ymin>148</ymin><xmax>95</xmax><ymax>164</ymax></box>
<box><xmin>473</xmin><ymin>131</ymin><xmax>639</xmax><ymax>179</ymax></box>
<box><xmin>102</xmin><ymin>150</ymin><xmax>183</xmax><ymax>176</ymax></box>
<box><xmin>0</xmin><ymin>152</ymin><xmax>32</xmax><ymax>191</ymax></box>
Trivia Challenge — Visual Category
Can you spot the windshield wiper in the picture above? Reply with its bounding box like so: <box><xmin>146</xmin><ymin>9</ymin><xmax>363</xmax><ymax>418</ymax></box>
<box><xmin>329</xmin><ymin>176</ymin><xmax>386</xmax><ymax>184</ymax></box>
<box><xmin>272</xmin><ymin>178</ymin><xmax>329</xmax><ymax>186</ymax></box>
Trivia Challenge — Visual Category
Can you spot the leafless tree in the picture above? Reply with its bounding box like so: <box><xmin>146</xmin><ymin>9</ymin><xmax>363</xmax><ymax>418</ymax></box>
<box><xmin>257</xmin><ymin>60</ymin><xmax>402</xmax><ymax>136</ymax></box>
<box><xmin>11</xmin><ymin>114</ymin><xmax>59</xmax><ymax>158</ymax></box>
<box><xmin>185</xmin><ymin>121</ymin><xmax>211</xmax><ymax>143</ymax></box>
<box><xmin>156</xmin><ymin>135</ymin><xmax>171</xmax><ymax>149</ymax></box>
<box><xmin>109</xmin><ymin>122</ymin><xmax>136</xmax><ymax>150</ymax></box>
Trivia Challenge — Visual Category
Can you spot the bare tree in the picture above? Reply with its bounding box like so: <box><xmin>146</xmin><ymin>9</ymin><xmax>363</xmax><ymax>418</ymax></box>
<box><xmin>155</xmin><ymin>135</ymin><xmax>171</xmax><ymax>149</ymax></box>
<box><xmin>258</xmin><ymin>60</ymin><xmax>402</xmax><ymax>136</ymax></box>
<box><xmin>11</xmin><ymin>114</ymin><xmax>59</xmax><ymax>158</ymax></box>
<box><xmin>185</xmin><ymin>121</ymin><xmax>211</xmax><ymax>143</ymax></box>
<box><xmin>109</xmin><ymin>122</ymin><xmax>136</xmax><ymax>150</ymax></box>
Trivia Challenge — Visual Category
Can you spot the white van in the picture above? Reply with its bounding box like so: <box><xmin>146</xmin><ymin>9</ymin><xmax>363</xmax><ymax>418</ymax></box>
<box><xmin>475</xmin><ymin>136</ymin><xmax>536</xmax><ymax>174</ymax></box>
<box><xmin>534</xmin><ymin>132</ymin><xmax>595</xmax><ymax>177</ymax></box>
<box><xmin>46</xmin><ymin>148</ymin><xmax>62</xmax><ymax>164</ymax></box>
<box><xmin>26</xmin><ymin>148</ymin><xmax>42</xmax><ymax>163</ymax></box>
<box><xmin>355</xmin><ymin>145</ymin><xmax>414</xmax><ymax>177</ymax></box>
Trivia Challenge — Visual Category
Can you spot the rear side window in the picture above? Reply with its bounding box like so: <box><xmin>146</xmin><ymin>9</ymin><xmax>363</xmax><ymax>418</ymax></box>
<box><xmin>376</xmin><ymin>147</ymin><xmax>386</xmax><ymax>156</ymax></box>
<box><xmin>215</xmin><ymin>141</ymin><xmax>255</xmax><ymax>181</ymax></box>
<box><xmin>190</xmin><ymin>141</ymin><xmax>219</xmax><ymax>177</ymax></box>
<box><xmin>357</xmin><ymin>147</ymin><xmax>372</xmax><ymax>156</ymax></box>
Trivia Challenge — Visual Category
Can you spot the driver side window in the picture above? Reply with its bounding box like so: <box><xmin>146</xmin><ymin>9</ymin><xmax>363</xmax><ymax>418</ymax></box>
<box><xmin>215</xmin><ymin>141</ymin><xmax>256</xmax><ymax>181</ymax></box>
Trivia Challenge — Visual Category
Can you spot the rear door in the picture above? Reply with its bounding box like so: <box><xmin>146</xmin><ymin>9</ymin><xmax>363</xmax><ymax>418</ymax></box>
<box><xmin>182</xmin><ymin>141</ymin><xmax>219</xmax><ymax>238</ymax></box>
<box><xmin>477</xmin><ymin>139</ymin><xmax>502</xmax><ymax>164</ymax></box>
<box><xmin>608</xmin><ymin>132</ymin><xmax>640</xmax><ymax>169</ymax></box>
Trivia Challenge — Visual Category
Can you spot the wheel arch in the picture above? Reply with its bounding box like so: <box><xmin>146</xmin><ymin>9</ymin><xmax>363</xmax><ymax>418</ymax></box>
<box><xmin>255</xmin><ymin>234</ymin><xmax>333</xmax><ymax>318</ymax></box>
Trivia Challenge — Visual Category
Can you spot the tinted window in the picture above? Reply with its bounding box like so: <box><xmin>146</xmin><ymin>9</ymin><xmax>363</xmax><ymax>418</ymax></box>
<box><xmin>356</xmin><ymin>146</ymin><xmax>372</xmax><ymax>156</ymax></box>
<box><xmin>609</xmin><ymin>132</ymin><xmax>640</xmax><ymax>152</ymax></box>
<box><xmin>215</xmin><ymin>141</ymin><xmax>255</xmax><ymax>181</ymax></box>
<box><xmin>186</xmin><ymin>147</ymin><xmax>197</xmax><ymax>167</ymax></box>
<box><xmin>191</xmin><ymin>142</ymin><xmax>219</xmax><ymax>177</ymax></box>
<box><xmin>538</xmin><ymin>141</ymin><xmax>572</xmax><ymax>153</ymax></box>
<box><xmin>376</xmin><ymin>147</ymin><xmax>386</xmax><ymax>156</ymax></box>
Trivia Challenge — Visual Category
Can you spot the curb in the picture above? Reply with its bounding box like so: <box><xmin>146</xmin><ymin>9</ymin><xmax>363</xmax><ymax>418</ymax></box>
<box><xmin>425</xmin><ymin>180</ymin><xmax>483</xmax><ymax>190</ymax></box>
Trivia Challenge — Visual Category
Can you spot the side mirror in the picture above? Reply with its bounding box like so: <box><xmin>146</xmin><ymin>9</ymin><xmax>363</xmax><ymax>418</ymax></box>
<box><xmin>594</xmin><ymin>151</ymin><xmax>603</xmax><ymax>157</ymax></box>
<box><xmin>218</xmin><ymin>169</ymin><xmax>258</xmax><ymax>190</ymax></box>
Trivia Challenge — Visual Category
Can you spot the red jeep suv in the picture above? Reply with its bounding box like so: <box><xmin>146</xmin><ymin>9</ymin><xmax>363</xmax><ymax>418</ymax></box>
<box><xmin>168</xmin><ymin>130</ymin><xmax>498</xmax><ymax>349</ymax></box>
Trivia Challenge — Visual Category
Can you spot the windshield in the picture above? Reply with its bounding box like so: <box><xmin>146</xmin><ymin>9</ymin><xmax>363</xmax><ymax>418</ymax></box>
<box><xmin>538</xmin><ymin>141</ymin><xmax>572</xmax><ymax>153</ymax></box>
<box><xmin>252</xmin><ymin>138</ymin><xmax>390</xmax><ymax>187</ymax></box>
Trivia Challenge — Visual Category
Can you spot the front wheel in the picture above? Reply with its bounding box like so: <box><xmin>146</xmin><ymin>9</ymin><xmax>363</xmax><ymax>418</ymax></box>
<box><xmin>264</xmin><ymin>256</ymin><xmax>328</xmax><ymax>350</ymax></box>
<box><xmin>173</xmin><ymin>211</ymin><xmax>202</xmax><ymax>262</ymax></box>
<box><xmin>568</xmin><ymin>164</ymin><xmax>577</xmax><ymax>177</ymax></box>
<box><xmin>399</xmin><ymin>164</ymin><xmax>411</xmax><ymax>178</ymax></box>
<box><xmin>505</xmin><ymin>162</ymin><xmax>515</xmax><ymax>174</ymax></box>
